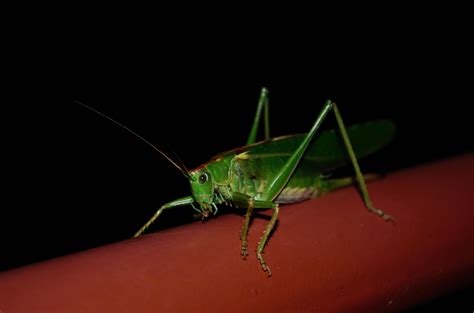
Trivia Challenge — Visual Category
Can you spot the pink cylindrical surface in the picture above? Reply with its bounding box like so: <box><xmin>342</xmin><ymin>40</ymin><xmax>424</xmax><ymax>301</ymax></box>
<box><xmin>1</xmin><ymin>154</ymin><xmax>473</xmax><ymax>312</ymax></box>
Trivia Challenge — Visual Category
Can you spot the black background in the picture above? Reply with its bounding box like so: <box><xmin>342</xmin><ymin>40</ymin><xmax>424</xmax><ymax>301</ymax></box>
<box><xmin>1</xmin><ymin>13</ymin><xmax>473</xmax><ymax>311</ymax></box>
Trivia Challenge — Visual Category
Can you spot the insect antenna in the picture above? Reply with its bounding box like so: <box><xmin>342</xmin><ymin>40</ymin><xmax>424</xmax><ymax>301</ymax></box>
<box><xmin>167</xmin><ymin>146</ymin><xmax>190</xmax><ymax>177</ymax></box>
<box><xmin>75</xmin><ymin>101</ymin><xmax>191</xmax><ymax>179</ymax></box>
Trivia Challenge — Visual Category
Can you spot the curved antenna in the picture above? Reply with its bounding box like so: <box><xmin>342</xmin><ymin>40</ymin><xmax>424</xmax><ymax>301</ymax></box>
<box><xmin>75</xmin><ymin>101</ymin><xmax>190</xmax><ymax>179</ymax></box>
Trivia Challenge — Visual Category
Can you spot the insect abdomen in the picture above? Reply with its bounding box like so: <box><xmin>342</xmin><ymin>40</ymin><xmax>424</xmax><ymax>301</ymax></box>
<box><xmin>276</xmin><ymin>186</ymin><xmax>321</xmax><ymax>203</ymax></box>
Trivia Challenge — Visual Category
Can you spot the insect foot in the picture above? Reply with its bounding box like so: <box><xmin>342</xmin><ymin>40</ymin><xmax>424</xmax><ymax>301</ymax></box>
<box><xmin>257</xmin><ymin>252</ymin><xmax>272</xmax><ymax>277</ymax></box>
<box><xmin>371</xmin><ymin>207</ymin><xmax>396</xmax><ymax>224</ymax></box>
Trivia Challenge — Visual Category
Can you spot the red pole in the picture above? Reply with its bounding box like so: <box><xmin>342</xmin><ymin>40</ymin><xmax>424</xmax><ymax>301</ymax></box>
<box><xmin>1</xmin><ymin>154</ymin><xmax>473</xmax><ymax>313</ymax></box>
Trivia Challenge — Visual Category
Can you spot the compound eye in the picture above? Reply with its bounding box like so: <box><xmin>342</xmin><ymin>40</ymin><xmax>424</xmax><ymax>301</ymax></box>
<box><xmin>199</xmin><ymin>172</ymin><xmax>208</xmax><ymax>184</ymax></box>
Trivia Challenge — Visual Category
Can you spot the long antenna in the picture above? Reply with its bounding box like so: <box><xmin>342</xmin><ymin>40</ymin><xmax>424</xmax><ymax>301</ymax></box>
<box><xmin>75</xmin><ymin>101</ymin><xmax>190</xmax><ymax>179</ymax></box>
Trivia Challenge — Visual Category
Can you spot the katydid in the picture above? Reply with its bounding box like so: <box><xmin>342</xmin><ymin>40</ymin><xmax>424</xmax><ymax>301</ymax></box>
<box><xmin>78</xmin><ymin>88</ymin><xmax>395</xmax><ymax>276</ymax></box>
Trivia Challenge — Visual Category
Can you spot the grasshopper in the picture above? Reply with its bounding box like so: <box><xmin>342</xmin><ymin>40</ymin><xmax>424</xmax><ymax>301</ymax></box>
<box><xmin>80</xmin><ymin>88</ymin><xmax>394</xmax><ymax>276</ymax></box>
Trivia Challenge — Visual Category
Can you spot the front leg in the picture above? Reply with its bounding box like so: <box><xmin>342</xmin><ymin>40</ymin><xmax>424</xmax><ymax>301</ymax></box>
<box><xmin>231</xmin><ymin>192</ymin><xmax>278</xmax><ymax>276</ymax></box>
<box><xmin>241</xmin><ymin>198</ymin><xmax>254</xmax><ymax>258</ymax></box>
<box><xmin>133</xmin><ymin>196</ymin><xmax>195</xmax><ymax>237</ymax></box>
<box><xmin>231</xmin><ymin>192</ymin><xmax>255</xmax><ymax>259</ymax></box>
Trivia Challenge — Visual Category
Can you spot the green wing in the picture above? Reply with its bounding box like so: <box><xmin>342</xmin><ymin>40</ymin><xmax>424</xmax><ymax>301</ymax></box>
<box><xmin>236</xmin><ymin>120</ymin><xmax>395</xmax><ymax>175</ymax></box>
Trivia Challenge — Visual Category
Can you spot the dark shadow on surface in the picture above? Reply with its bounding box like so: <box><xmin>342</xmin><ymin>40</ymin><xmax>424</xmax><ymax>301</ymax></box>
<box><xmin>402</xmin><ymin>285</ymin><xmax>474</xmax><ymax>312</ymax></box>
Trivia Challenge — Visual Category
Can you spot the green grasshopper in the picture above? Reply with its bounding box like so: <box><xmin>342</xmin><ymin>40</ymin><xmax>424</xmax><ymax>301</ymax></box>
<box><xmin>79</xmin><ymin>88</ymin><xmax>394</xmax><ymax>276</ymax></box>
